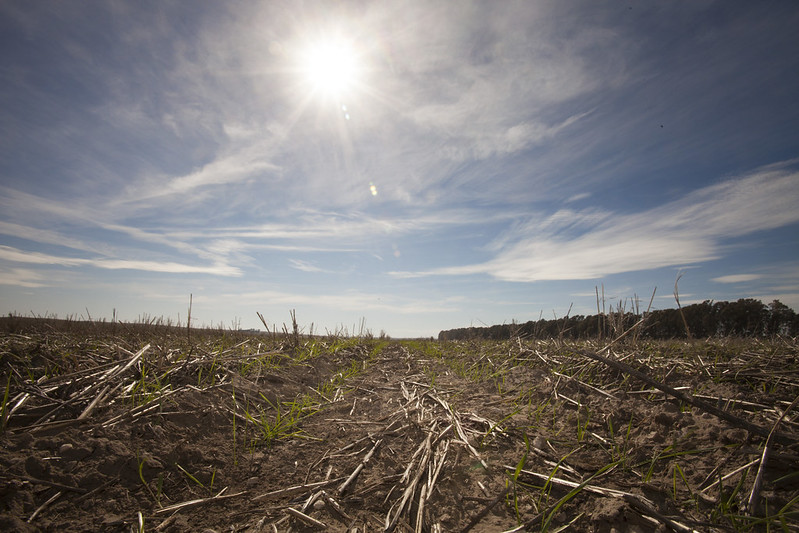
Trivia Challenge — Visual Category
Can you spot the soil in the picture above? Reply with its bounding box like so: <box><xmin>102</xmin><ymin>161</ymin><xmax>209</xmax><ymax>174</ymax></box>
<box><xmin>0</xmin><ymin>322</ymin><xmax>797</xmax><ymax>532</ymax></box>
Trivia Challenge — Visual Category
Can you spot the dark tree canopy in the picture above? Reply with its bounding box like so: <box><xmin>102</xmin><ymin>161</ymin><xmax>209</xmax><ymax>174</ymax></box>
<box><xmin>438</xmin><ymin>299</ymin><xmax>799</xmax><ymax>341</ymax></box>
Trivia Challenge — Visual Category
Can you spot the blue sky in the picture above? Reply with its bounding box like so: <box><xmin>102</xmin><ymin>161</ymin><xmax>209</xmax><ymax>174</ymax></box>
<box><xmin>1</xmin><ymin>1</ymin><xmax>798</xmax><ymax>338</ymax></box>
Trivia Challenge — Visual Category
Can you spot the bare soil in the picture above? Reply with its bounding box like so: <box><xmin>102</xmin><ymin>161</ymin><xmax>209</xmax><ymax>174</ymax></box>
<box><xmin>1</xmin><ymin>322</ymin><xmax>797</xmax><ymax>532</ymax></box>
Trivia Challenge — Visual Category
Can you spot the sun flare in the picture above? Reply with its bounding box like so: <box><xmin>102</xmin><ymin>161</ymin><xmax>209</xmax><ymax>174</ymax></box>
<box><xmin>301</xmin><ymin>38</ymin><xmax>360</xmax><ymax>98</ymax></box>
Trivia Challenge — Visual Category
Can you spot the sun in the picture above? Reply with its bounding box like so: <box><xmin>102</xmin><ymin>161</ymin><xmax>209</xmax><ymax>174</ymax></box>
<box><xmin>301</xmin><ymin>37</ymin><xmax>360</xmax><ymax>99</ymax></box>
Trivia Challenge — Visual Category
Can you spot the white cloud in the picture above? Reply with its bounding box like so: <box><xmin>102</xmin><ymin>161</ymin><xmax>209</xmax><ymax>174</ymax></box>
<box><xmin>0</xmin><ymin>245</ymin><xmax>84</xmax><ymax>266</ymax></box>
<box><xmin>0</xmin><ymin>245</ymin><xmax>241</xmax><ymax>276</ymax></box>
<box><xmin>129</xmin><ymin>149</ymin><xmax>282</xmax><ymax>203</ymax></box>
<box><xmin>392</xmin><ymin>163</ymin><xmax>799</xmax><ymax>282</ymax></box>
<box><xmin>90</xmin><ymin>259</ymin><xmax>241</xmax><ymax>276</ymax></box>
<box><xmin>289</xmin><ymin>259</ymin><xmax>326</xmax><ymax>273</ymax></box>
<box><xmin>191</xmin><ymin>208</ymin><xmax>504</xmax><ymax>244</ymax></box>
<box><xmin>712</xmin><ymin>274</ymin><xmax>762</xmax><ymax>284</ymax></box>
<box><xmin>0</xmin><ymin>187</ymin><xmax>96</xmax><ymax>226</ymax></box>
<box><xmin>0</xmin><ymin>221</ymin><xmax>101</xmax><ymax>254</ymax></box>
<box><xmin>566</xmin><ymin>192</ymin><xmax>592</xmax><ymax>203</ymax></box>
<box><xmin>378</xmin><ymin>4</ymin><xmax>605</xmax><ymax>167</ymax></box>
<box><xmin>0</xmin><ymin>267</ymin><xmax>49</xmax><ymax>288</ymax></box>
<box><xmin>421</xmin><ymin>111</ymin><xmax>594</xmax><ymax>163</ymax></box>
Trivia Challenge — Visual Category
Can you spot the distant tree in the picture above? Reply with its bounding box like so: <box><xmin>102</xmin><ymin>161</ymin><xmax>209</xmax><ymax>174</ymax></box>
<box><xmin>767</xmin><ymin>300</ymin><xmax>797</xmax><ymax>336</ymax></box>
<box><xmin>436</xmin><ymin>298</ymin><xmax>796</xmax><ymax>341</ymax></box>
<box><xmin>682</xmin><ymin>301</ymin><xmax>717</xmax><ymax>338</ymax></box>
<box><xmin>646</xmin><ymin>308</ymin><xmax>684</xmax><ymax>338</ymax></box>
<box><xmin>718</xmin><ymin>299</ymin><xmax>768</xmax><ymax>336</ymax></box>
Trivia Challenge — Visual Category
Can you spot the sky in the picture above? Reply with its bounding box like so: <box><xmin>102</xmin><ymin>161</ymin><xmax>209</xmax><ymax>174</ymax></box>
<box><xmin>1</xmin><ymin>1</ymin><xmax>798</xmax><ymax>338</ymax></box>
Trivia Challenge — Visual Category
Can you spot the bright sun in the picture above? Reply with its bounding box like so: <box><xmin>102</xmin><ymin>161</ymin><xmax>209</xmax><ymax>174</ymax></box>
<box><xmin>301</xmin><ymin>38</ymin><xmax>360</xmax><ymax>99</ymax></box>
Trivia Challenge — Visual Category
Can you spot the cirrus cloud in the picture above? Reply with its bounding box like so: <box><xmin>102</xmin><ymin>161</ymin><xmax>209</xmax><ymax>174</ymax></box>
<box><xmin>391</xmin><ymin>163</ymin><xmax>799</xmax><ymax>282</ymax></box>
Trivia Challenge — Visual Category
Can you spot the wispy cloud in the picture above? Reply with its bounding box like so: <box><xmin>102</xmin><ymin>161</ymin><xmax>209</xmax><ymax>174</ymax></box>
<box><xmin>0</xmin><ymin>267</ymin><xmax>49</xmax><ymax>288</ymax></box>
<box><xmin>0</xmin><ymin>187</ymin><xmax>97</xmax><ymax>226</ymax></box>
<box><xmin>0</xmin><ymin>245</ymin><xmax>241</xmax><ymax>276</ymax></box>
<box><xmin>289</xmin><ymin>259</ymin><xmax>327</xmax><ymax>273</ymax></box>
<box><xmin>0</xmin><ymin>246</ymin><xmax>84</xmax><ymax>267</ymax></box>
<box><xmin>119</xmin><ymin>147</ymin><xmax>283</xmax><ymax>205</ymax></box>
<box><xmin>566</xmin><ymin>192</ymin><xmax>592</xmax><ymax>204</ymax></box>
<box><xmin>176</xmin><ymin>208</ymin><xmax>510</xmax><ymax>244</ymax></box>
<box><xmin>90</xmin><ymin>259</ymin><xmax>241</xmax><ymax>276</ymax></box>
<box><xmin>0</xmin><ymin>222</ymin><xmax>101</xmax><ymax>254</ymax></box>
<box><xmin>391</xmin><ymin>163</ymin><xmax>799</xmax><ymax>282</ymax></box>
<box><xmin>0</xmin><ymin>193</ymin><xmax>249</xmax><ymax>270</ymax></box>
<box><xmin>744</xmin><ymin>263</ymin><xmax>799</xmax><ymax>309</ymax></box>
<box><xmin>712</xmin><ymin>274</ymin><xmax>762</xmax><ymax>284</ymax></box>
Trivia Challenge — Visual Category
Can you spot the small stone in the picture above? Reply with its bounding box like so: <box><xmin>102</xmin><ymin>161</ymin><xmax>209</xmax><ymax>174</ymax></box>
<box><xmin>59</xmin><ymin>443</ymin><xmax>74</xmax><ymax>455</ymax></box>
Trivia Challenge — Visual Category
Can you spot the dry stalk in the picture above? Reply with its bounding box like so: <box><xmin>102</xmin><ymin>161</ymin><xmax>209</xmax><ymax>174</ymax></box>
<box><xmin>254</xmin><ymin>478</ymin><xmax>345</xmax><ymax>501</ymax></box>
<box><xmin>386</xmin><ymin>427</ymin><xmax>436</xmax><ymax>533</ymax></box>
<box><xmin>186</xmin><ymin>293</ymin><xmax>192</xmax><ymax>345</ymax></box>
<box><xmin>27</xmin><ymin>490</ymin><xmax>63</xmax><ymax>523</ymax></box>
<box><xmin>77</xmin><ymin>383</ymin><xmax>112</xmax><ymax>419</ymax></box>
<box><xmin>320</xmin><ymin>490</ymin><xmax>352</xmax><ymax>522</ymax></box>
<box><xmin>429</xmin><ymin>394</ymin><xmax>488</xmax><ymax>469</ymax></box>
<box><xmin>674</xmin><ymin>273</ymin><xmax>692</xmax><ymax>340</ymax></box>
<box><xmin>154</xmin><ymin>489</ymin><xmax>247</xmax><ymax>515</ymax></box>
<box><xmin>699</xmin><ymin>458</ymin><xmax>760</xmax><ymax>494</ymax></box>
<box><xmin>552</xmin><ymin>371</ymin><xmax>616</xmax><ymax>400</ymax></box>
<box><xmin>415</xmin><ymin>484</ymin><xmax>427</xmax><ymax>533</ymax></box>
<box><xmin>256</xmin><ymin>311</ymin><xmax>269</xmax><ymax>331</ymax></box>
<box><xmin>285</xmin><ymin>507</ymin><xmax>327</xmax><ymax>529</ymax></box>
<box><xmin>746</xmin><ymin>393</ymin><xmax>799</xmax><ymax>515</ymax></box>
<box><xmin>338</xmin><ymin>438</ymin><xmax>382</xmax><ymax>495</ymax></box>
<box><xmin>458</xmin><ymin>485</ymin><xmax>510</xmax><ymax>533</ymax></box>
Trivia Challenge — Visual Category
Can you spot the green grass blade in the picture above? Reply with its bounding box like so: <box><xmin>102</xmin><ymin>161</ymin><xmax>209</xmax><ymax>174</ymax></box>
<box><xmin>176</xmin><ymin>463</ymin><xmax>205</xmax><ymax>489</ymax></box>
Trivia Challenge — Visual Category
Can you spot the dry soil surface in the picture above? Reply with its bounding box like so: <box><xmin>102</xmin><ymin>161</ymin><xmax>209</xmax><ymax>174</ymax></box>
<box><xmin>1</xmin><ymin>329</ymin><xmax>797</xmax><ymax>532</ymax></box>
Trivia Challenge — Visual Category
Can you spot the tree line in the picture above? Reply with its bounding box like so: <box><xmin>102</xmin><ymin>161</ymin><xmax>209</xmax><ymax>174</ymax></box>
<box><xmin>438</xmin><ymin>299</ymin><xmax>799</xmax><ymax>341</ymax></box>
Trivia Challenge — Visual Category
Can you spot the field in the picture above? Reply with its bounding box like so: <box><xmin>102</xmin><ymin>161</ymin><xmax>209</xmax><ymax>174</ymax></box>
<box><xmin>1</xmin><ymin>318</ymin><xmax>798</xmax><ymax>532</ymax></box>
